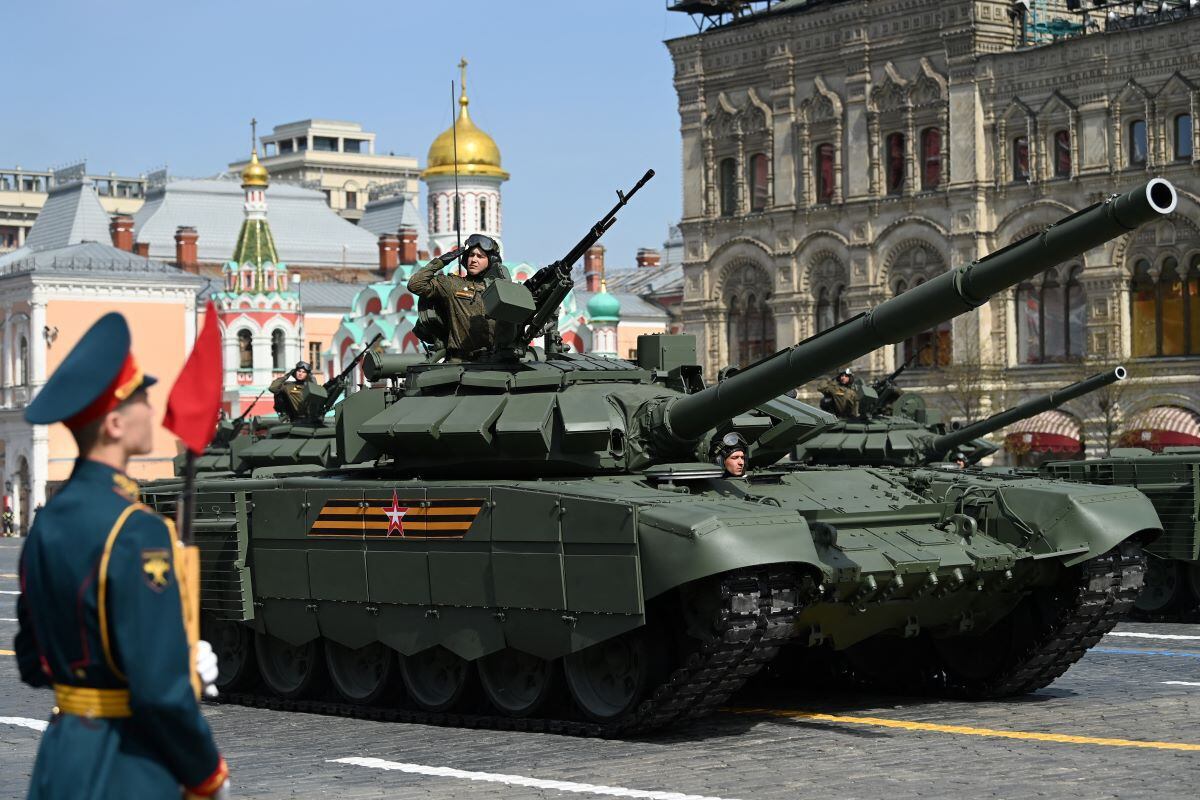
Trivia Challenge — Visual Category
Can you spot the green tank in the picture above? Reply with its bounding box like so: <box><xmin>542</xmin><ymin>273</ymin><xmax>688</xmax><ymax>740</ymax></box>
<box><xmin>142</xmin><ymin>176</ymin><xmax>1176</xmax><ymax>734</ymax></box>
<box><xmin>796</xmin><ymin>368</ymin><xmax>1127</xmax><ymax>468</ymax></box>
<box><xmin>1041</xmin><ymin>449</ymin><xmax>1200</xmax><ymax>618</ymax></box>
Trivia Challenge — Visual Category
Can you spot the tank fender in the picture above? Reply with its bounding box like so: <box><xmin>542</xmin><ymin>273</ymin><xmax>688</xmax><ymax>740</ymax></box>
<box><xmin>995</xmin><ymin>484</ymin><xmax>1162</xmax><ymax>567</ymax></box>
<box><xmin>636</xmin><ymin>503</ymin><xmax>830</xmax><ymax>600</ymax></box>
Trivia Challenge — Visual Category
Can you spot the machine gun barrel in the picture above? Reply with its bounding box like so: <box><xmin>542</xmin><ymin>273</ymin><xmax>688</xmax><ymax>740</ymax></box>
<box><xmin>519</xmin><ymin>170</ymin><xmax>654</xmax><ymax>344</ymax></box>
<box><xmin>657</xmin><ymin>179</ymin><xmax>1176</xmax><ymax>447</ymax></box>
<box><xmin>927</xmin><ymin>366</ymin><xmax>1126</xmax><ymax>460</ymax></box>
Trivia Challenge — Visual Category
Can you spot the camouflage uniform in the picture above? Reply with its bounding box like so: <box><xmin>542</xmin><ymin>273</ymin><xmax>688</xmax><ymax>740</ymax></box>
<box><xmin>817</xmin><ymin>379</ymin><xmax>861</xmax><ymax>418</ymax></box>
<box><xmin>269</xmin><ymin>375</ymin><xmax>311</xmax><ymax>421</ymax></box>
<box><xmin>407</xmin><ymin>255</ymin><xmax>514</xmax><ymax>357</ymax></box>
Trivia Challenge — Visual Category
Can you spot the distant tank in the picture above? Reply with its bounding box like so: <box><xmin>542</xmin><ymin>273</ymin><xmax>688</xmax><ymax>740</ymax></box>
<box><xmin>1041</xmin><ymin>449</ymin><xmax>1200</xmax><ymax>618</ymax></box>
<box><xmin>143</xmin><ymin>176</ymin><xmax>1176</xmax><ymax>734</ymax></box>
<box><xmin>796</xmin><ymin>368</ymin><xmax>1127</xmax><ymax>468</ymax></box>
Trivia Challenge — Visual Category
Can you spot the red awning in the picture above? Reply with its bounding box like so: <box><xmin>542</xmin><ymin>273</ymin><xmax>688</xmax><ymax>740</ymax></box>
<box><xmin>1004</xmin><ymin>410</ymin><xmax>1082</xmax><ymax>455</ymax></box>
<box><xmin>1119</xmin><ymin>406</ymin><xmax>1200</xmax><ymax>452</ymax></box>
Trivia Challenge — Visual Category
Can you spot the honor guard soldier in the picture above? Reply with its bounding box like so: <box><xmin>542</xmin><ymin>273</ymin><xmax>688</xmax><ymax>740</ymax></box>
<box><xmin>269</xmin><ymin>360</ymin><xmax>314</xmax><ymax>422</ymax></box>
<box><xmin>408</xmin><ymin>233</ymin><xmax>514</xmax><ymax>359</ymax></box>
<box><xmin>14</xmin><ymin>313</ymin><xmax>229</xmax><ymax>799</ymax></box>
<box><xmin>817</xmin><ymin>368</ymin><xmax>862</xmax><ymax>419</ymax></box>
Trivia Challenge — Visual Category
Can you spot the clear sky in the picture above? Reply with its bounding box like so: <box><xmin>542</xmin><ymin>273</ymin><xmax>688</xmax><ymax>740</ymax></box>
<box><xmin>4</xmin><ymin>1</ymin><xmax>700</xmax><ymax>269</ymax></box>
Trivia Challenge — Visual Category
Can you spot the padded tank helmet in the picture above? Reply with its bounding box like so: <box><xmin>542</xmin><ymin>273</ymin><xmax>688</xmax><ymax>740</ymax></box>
<box><xmin>461</xmin><ymin>233</ymin><xmax>503</xmax><ymax>273</ymax></box>
<box><xmin>709</xmin><ymin>431</ymin><xmax>749</xmax><ymax>466</ymax></box>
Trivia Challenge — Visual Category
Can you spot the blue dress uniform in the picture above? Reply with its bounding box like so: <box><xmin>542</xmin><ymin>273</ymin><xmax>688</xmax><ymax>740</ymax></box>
<box><xmin>14</xmin><ymin>313</ymin><xmax>228</xmax><ymax>799</ymax></box>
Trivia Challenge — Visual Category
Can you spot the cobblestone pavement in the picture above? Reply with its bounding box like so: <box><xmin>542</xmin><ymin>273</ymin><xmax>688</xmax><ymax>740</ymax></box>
<box><xmin>3</xmin><ymin>539</ymin><xmax>1199</xmax><ymax>799</ymax></box>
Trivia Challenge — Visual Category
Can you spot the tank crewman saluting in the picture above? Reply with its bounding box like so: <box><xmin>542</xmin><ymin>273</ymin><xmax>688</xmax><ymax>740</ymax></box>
<box><xmin>269</xmin><ymin>360</ymin><xmax>313</xmax><ymax>422</ymax></box>
<box><xmin>817</xmin><ymin>368</ymin><xmax>862</xmax><ymax>419</ymax></box>
<box><xmin>407</xmin><ymin>233</ymin><xmax>515</xmax><ymax>359</ymax></box>
<box><xmin>14</xmin><ymin>313</ymin><xmax>229</xmax><ymax>799</ymax></box>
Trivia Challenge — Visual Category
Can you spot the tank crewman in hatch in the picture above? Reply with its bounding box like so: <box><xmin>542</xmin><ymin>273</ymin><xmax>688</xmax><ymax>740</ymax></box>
<box><xmin>15</xmin><ymin>312</ymin><xmax>229</xmax><ymax>799</ymax></box>
<box><xmin>817</xmin><ymin>368</ymin><xmax>861</xmax><ymax>418</ymax></box>
<box><xmin>270</xmin><ymin>360</ymin><xmax>314</xmax><ymax>422</ymax></box>
<box><xmin>711</xmin><ymin>432</ymin><xmax>749</xmax><ymax>478</ymax></box>
<box><xmin>407</xmin><ymin>233</ymin><xmax>515</xmax><ymax>359</ymax></box>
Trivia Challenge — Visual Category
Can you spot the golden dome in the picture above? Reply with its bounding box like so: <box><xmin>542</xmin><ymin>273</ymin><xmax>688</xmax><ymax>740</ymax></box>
<box><xmin>423</xmin><ymin>61</ymin><xmax>509</xmax><ymax>181</ymax></box>
<box><xmin>241</xmin><ymin>149</ymin><xmax>269</xmax><ymax>188</ymax></box>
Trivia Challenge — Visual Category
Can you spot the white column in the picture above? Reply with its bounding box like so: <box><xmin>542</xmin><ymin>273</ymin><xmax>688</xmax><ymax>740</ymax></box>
<box><xmin>223</xmin><ymin>333</ymin><xmax>240</xmax><ymax>389</ymax></box>
<box><xmin>252</xmin><ymin>334</ymin><xmax>271</xmax><ymax>386</ymax></box>
<box><xmin>29</xmin><ymin>299</ymin><xmax>47</xmax><ymax>389</ymax></box>
<box><xmin>31</xmin><ymin>431</ymin><xmax>48</xmax><ymax>511</ymax></box>
<box><xmin>1</xmin><ymin>309</ymin><xmax>10</xmax><ymax>407</ymax></box>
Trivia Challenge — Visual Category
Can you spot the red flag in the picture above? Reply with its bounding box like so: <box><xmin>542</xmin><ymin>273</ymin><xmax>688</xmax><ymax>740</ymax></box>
<box><xmin>164</xmin><ymin>300</ymin><xmax>224</xmax><ymax>454</ymax></box>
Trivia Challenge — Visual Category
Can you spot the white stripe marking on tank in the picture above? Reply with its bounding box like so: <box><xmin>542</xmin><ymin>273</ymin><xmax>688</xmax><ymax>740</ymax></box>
<box><xmin>1163</xmin><ymin>681</ymin><xmax>1200</xmax><ymax>687</ymax></box>
<box><xmin>330</xmin><ymin>757</ymin><xmax>741</xmax><ymax>800</ymax></box>
<box><xmin>0</xmin><ymin>618</ymin><xmax>17</xmax><ymax>622</ymax></box>
<box><xmin>0</xmin><ymin>717</ymin><xmax>47</xmax><ymax>732</ymax></box>
<box><xmin>0</xmin><ymin>590</ymin><xmax>20</xmax><ymax>595</ymax></box>
<box><xmin>1108</xmin><ymin>631</ymin><xmax>1200</xmax><ymax>642</ymax></box>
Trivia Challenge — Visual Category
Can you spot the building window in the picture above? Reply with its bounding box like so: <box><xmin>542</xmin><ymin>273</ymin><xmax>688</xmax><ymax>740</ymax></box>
<box><xmin>748</xmin><ymin>153</ymin><xmax>769</xmax><ymax>212</ymax></box>
<box><xmin>1129</xmin><ymin>119</ymin><xmax>1148</xmax><ymax>167</ymax></box>
<box><xmin>895</xmin><ymin>278</ymin><xmax>951</xmax><ymax>367</ymax></box>
<box><xmin>718</xmin><ymin>158</ymin><xmax>737</xmax><ymax>216</ymax></box>
<box><xmin>271</xmin><ymin>329</ymin><xmax>286</xmax><ymax>370</ymax></box>
<box><xmin>238</xmin><ymin>329</ymin><xmax>253</xmax><ymax>370</ymax></box>
<box><xmin>345</xmin><ymin>191</ymin><xmax>357</xmax><ymax>211</ymax></box>
<box><xmin>18</xmin><ymin>336</ymin><xmax>29</xmax><ymax>385</ymax></box>
<box><xmin>322</xmin><ymin>189</ymin><xmax>332</xmax><ymax>206</ymax></box>
<box><xmin>1016</xmin><ymin>266</ymin><xmax>1085</xmax><ymax>364</ymax></box>
<box><xmin>727</xmin><ymin>292</ymin><xmax>775</xmax><ymax>367</ymax></box>
<box><xmin>279</xmin><ymin>140</ymin><xmax>294</xmax><ymax>154</ymax></box>
<box><xmin>815</xmin><ymin>285</ymin><xmax>846</xmax><ymax>333</ymax></box>
<box><xmin>431</xmin><ymin>201</ymin><xmax>440</xmax><ymax>233</ymax></box>
<box><xmin>1176</xmin><ymin>114</ymin><xmax>1194</xmax><ymax>161</ymax></box>
<box><xmin>1132</xmin><ymin>255</ymin><xmax>1200</xmax><ymax>358</ymax></box>
<box><xmin>308</xmin><ymin>342</ymin><xmax>323</xmax><ymax>374</ymax></box>
<box><xmin>815</xmin><ymin>143</ymin><xmax>835</xmax><ymax>204</ymax></box>
<box><xmin>1012</xmin><ymin>136</ymin><xmax>1030</xmax><ymax>182</ymax></box>
<box><xmin>314</xmin><ymin>136</ymin><xmax>338</xmax><ymax>152</ymax></box>
<box><xmin>920</xmin><ymin>127</ymin><xmax>941</xmax><ymax>190</ymax></box>
<box><xmin>885</xmin><ymin>132</ymin><xmax>905</xmax><ymax>195</ymax></box>
<box><xmin>479</xmin><ymin>197</ymin><xmax>488</xmax><ymax>229</ymax></box>
<box><xmin>343</xmin><ymin>138</ymin><xmax>365</xmax><ymax>154</ymax></box>
<box><xmin>1053</xmin><ymin>130</ymin><xmax>1071</xmax><ymax>178</ymax></box>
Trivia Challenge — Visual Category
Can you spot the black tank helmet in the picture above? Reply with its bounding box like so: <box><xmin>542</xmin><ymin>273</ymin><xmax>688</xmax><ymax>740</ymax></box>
<box><xmin>709</xmin><ymin>431</ymin><xmax>749</xmax><ymax>467</ymax></box>
<box><xmin>294</xmin><ymin>360</ymin><xmax>313</xmax><ymax>373</ymax></box>
<box><xmin>460</xmin><ymin>233</ymin><xmax>504</xmax><ymax>277</ymax></box>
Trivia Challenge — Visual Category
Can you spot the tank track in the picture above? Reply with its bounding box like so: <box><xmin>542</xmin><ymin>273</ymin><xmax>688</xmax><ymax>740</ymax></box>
<box><xmin>837</xmin><ymin>544</ymin><xmax>1146</xmax><ymax>699</ymax></box>
<box><xmin>214</xmin><ymin>567</ymin><xmax>810</xmax><ymax>737</ymax></box>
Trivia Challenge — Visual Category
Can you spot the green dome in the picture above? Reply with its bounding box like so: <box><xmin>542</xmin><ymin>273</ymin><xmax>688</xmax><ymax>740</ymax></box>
<box><xmin>587</xmin><ymin>287</ymin><xmax>621</xmax><ymax>322</ymax></box>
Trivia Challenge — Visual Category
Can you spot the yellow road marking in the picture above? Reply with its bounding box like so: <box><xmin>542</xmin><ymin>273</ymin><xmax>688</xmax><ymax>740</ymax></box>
<box><xmin>0</xmin><ymin>649</ymin><xmax>14</xmax><ymax>656</ymax></box>
<box><xmin>731</xmin><ymin>708</ymin><xmax>1200</xmax><ymax>752</ymax></box>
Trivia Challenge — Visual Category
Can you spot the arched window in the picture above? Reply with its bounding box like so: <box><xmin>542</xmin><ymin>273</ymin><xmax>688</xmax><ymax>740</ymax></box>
<box><xmin>1053</xmin><ymin>130</ymin><xmax>1071</xmax><ymax>178</ymax></box>
<box><xmin>1129</xmin><ymin>119</ymin><xmax>1148</xmax><ymax>167</ymax></box>
<box><xmin>920</xmin><ymin>127</ymin><xmax>941</xmax><ymax>190</ymax></box>
<box><xmin>479</xmin><ymin>197</ymin><xmax>488</xmax><ymax>230</ymax></box>
<box><xmin>892</xmin><ymin>246</ymin><xmax>951</xmax><ymax>367</ymax></box>
<box><xmin>1175</xmin><ymin>114</ymin><xmax>1194</xmax><ymax>161</ymax></box>
<box><xmin>1016</xmin><ymin>266</ymin><xmax>1086</xmax><ymax>363</ymax></box>
<box><xmin>748</xmin><ymin>153</ymin><xmax>769</xmax><ymax>212</ymax></box>
<box><xmin>885</xmin><ymin>132</ymin><xmax>905</xmax><ymax>195</ymax></box>
<box><xmin>431</xmin><ymin>201</ymin><xmax>440</xmax><ymax>233</ymax></box>
<box><xmin>271</xmin><ymin>329</ymin><xmax>286</xmax><ymax>370</ymax></box>
<box><xmin>718</xmin><ymin>158</ymin><xmax>737</xmax><ymax>216</ymax></box>
<box><xmin>726</xmin><ymin>266</ymin><xmax>775</xmax><ymax>367</ymax></box>
<box><xmin>238</xmin><ymin>329</ymin><xmax>253</xmax><ymax>370</ymax></box>
<box><xmin>816</xmin><ymin>287</ymin><xmax>833</xmax><ymax>333</ymax></box>
<box><xmin>1012</xmin><ymin>136</ymin><xmax>1030</xmax><ymax>182</ymax></box>
<box><xmin>1132</xmin><ymin>255</ymin><xmax>1200</xmax><ymax>357</ymax></box>
<box><xmin>815</xmin><ymin>143</ymin><xmax>835</xmax><ymax>204</ymax></box>
<box><xmin>18</xmin><ymin>336</ymin><xmax>29</xmax><ymax>385</ymax></box>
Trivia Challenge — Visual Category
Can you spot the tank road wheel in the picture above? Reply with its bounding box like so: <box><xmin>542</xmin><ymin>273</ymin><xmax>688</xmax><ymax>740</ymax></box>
<box><xmin>400</xmin><ymin>646</ymin><xmax>474</xmax><ymax>712</ymax></box>
<box><xmin>563</xmin><ymin>629</ymin><xmax>653</xmax><ymax>723</ymax></box>
<box><xmin>1134</xmin><ymin>557</ymin><xmax>1187</xmax><ymax>616</ymax></box>
<box><xmin>325</xmin><ymin>641</ymin><xmax>399</xmax><ymax>705</ymax></box>
<box><xmin>477</xmin><ymin>649</ymin><xmax>558</xmax><ymax>718</ymax></box>
<box><xmin>254</xmin><ymin>634</ymin><xmax>327</xmax><ymax>700</ymax></box>
<box><xmin>203</xmin><ymin>614</ymin><xmax>257</xmax><ymax>691</ymax></box>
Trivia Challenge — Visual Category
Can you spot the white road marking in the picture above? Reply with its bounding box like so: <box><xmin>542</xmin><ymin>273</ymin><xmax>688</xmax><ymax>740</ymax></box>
<box><xmin>1163</xmin><ymin>681</ymin><xmax>1200</xmax><ymax>687</ymax></box>
<box><xmin>0</xmin><ymin>717</ymin><xmax>46</xmax><ymax>732</ymax></box>
<box><xmin>331</xmin><ymin>757</ymin><xmax>741</xmax><ymax>800</ymax></box>
<box><xmin>0</xmin><ymin>618</ymin><xmax>17</xmax><ymax>622</ymax></box>
<box><xmin>1108</xmin><ymin>631</ymin><xmax>1200</xmax><ymax>642</ymax></box>
<box><xmin>0</xmin><ymin>590</ymin><xmax>19</xmax><ymax>595</ymax></box>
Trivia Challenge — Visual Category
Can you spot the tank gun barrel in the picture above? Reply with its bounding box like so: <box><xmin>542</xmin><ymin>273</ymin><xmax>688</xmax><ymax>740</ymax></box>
<box><xmin>654</xmin><ymin>179</ymin><xmax>1176</xmax><ymax>449</ymax></box>
<box><xmin>927</xmin><ymin>367</ymin><xmax>1126</xmax><ymax>460</ymax></box>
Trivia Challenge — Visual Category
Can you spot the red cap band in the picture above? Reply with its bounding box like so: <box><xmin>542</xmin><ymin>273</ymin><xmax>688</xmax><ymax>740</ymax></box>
<box><xmin>64</xmin><ymin>353</ymin><xmax>145</xmax><ymax>430</ymax></box>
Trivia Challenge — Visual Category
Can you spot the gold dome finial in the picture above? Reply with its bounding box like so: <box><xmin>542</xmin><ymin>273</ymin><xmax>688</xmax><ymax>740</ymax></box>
<box><xmin>241</xmin><ymin>117</ymin><xmax>269</xmax><ymax>188</ymax></box>
<box><xmin>423</xmin><ymin>59</ymin><xmax>509</xmax><ymax>181</ymax></box>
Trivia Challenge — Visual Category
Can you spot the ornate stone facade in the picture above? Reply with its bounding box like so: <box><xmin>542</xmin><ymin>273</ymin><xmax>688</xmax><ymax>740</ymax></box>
<box><xmin>667</xmin><ymin>0</ymin><xmax>1200</xmax><ymax>460</ymax></box>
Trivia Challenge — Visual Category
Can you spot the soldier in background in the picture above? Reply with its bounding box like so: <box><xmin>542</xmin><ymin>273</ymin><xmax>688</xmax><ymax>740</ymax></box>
<box><xmin>15</xmin><ymin>312</ymin><xmax>229</xmax><ymax>799</ymax></box>
<box><xmin>270</xmin><ymin>360</ymin><xmax>314</xmax><ymax>421</ymax></box>
<box><xmin>408</xmin><ymin>233</ymin><xmax>513</xmax><ymax>359</ymax></box>
<box><xmin>817</xmin><ymin>368</ymin><xmax>861</xmax><ymax>418</ymax></box>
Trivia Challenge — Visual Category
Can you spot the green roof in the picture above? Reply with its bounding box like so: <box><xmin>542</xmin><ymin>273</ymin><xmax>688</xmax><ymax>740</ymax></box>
<box><xmin>231</xmin><ymin>218</ymin><xmax>279</xmax><ymax>267</ymax></box>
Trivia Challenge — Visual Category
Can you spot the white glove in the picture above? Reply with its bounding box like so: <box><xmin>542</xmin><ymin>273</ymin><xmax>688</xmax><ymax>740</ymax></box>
<box><xmin>195</xmin><ymin>639</ymin><xmax>219</xmax><ymax>699</ymax></box>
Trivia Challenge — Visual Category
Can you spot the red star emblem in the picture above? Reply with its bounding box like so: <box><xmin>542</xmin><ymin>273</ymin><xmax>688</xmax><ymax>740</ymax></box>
<box><xmin>384</xmin><ymin>490</ymin><xmax>408</xmax><ymax>537</ymax></box>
